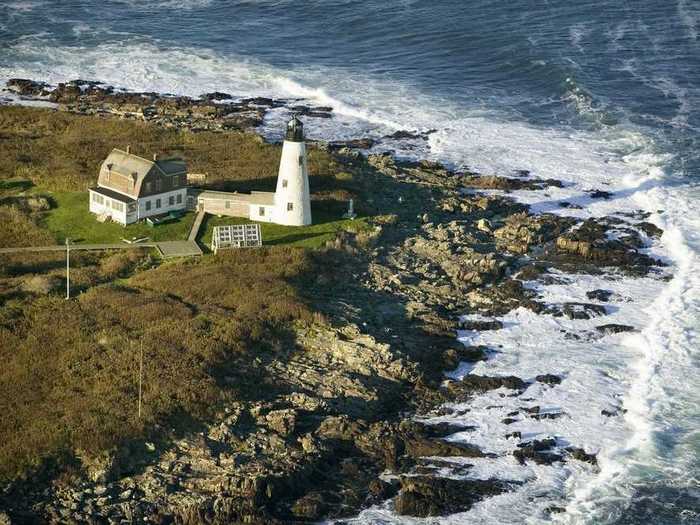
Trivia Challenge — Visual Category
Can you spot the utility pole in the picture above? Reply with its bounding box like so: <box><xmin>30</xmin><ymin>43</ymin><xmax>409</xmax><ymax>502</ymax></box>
<box><xmin>138</xmin><ymin>341</ymin><xmax>143</xmax><ymax>420</ymax></box>
<box><xmin>65</xmin><ymin>238</ymin><xmax>70</xmax><ymax>300</ymax></box>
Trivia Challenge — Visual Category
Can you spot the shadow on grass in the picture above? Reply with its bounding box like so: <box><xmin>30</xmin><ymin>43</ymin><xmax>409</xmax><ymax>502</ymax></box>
<box><xmin>266</xmin><ymin>232</ymin><xmax>327</xmax><ymax>246</ymax></box>
<box><xmin>0</xmin><ymin>179</ymin><xmax>34</xmax><ymax>194</ymax></box>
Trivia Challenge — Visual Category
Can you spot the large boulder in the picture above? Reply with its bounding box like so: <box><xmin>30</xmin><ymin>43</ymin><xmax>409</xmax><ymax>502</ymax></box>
<box><xmin>446</xmin><ymin>374</ymin><xmax>528</xmax><ymax>398</ymax></box>
<box><xmin>394</xmin><ymin>476</ymin><xmax>508</xmax><ymax>517</ymax></box>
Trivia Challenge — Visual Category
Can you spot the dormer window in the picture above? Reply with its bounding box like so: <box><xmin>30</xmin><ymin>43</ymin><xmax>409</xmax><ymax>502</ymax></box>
<box><xmin>287</xmin><ymin>202</ymin><xmax>294</xmax><ymax>211</ymax></box>
<box><xmin>155</xmin><ymin>179</ymin><xmax>162</xmax><ymax>192</ymax></box>
<box><xmin>145</xmin><ymin>181</ymin><xmax>153</xmax><ymax>193</ymax></box>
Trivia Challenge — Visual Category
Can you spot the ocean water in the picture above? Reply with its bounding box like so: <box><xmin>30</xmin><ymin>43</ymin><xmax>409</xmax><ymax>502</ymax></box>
<box><xmin>0</xmin><ymin>1</ymin><xmax>698</xmax><ymax>523</ymax></box>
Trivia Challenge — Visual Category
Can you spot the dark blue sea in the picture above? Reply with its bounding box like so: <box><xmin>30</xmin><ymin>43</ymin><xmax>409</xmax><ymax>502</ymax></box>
<box><xmin>1</xmin><ymin>1</ymin><xmax>698</xmax><ymax>523</ymax></box>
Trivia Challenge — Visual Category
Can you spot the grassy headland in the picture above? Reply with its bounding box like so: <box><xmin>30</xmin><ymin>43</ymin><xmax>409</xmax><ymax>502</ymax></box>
<box><xmin>0</xmin><ymin>104</ymin><xmax>363</xmax><ymax>481</ymax></box>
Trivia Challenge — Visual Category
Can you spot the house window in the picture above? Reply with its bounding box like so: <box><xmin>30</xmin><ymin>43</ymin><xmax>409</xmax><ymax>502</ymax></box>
<box><xmin>298</xmin><ymin>155</ymin><xmax>304</xmax><ymax>167</ymax></box>
<box><xmin>156</xmin><ymin>198</ymin><xmax>161</xmax><ymax>209</ymax></box>
<box><xmin>169</xmin><ymin>196</ymin><xmax>175</xmax><ymax>206</ymax></box>
<box><xmin>282</xmin><ymin>179</ymin><xmax>288</xmax><ymax>188</ymax></box>
<box><xmin>92</xmin><ymin>193</ymin><xmax>103</xmax><ymax>204</ymax></box>
<box><xmin>176</xmin><ymin>193</ymin><xmax>182</xmax><ymax>204</ymax></box>
<box><xmin>172</xmin><ymin>176</ymin><xmax>179</xmax><ymax>187</ymax></box>
<box><xmin>225</xmin><ymin>201</ymin><xmax>231</xmax><ymax>209</ymax></box>
<box><xmin>145</xmin><ymin>181</ymin><xmax>152</xmax><ymax>193</ymax></box>
<box><xmin>155</xmin><ymin>180</ymin><xmax>162</xmax><ymax>192</ymax></box>
<box><xmin>287</xmin><ymin>202</ymin><xmax>294</xmax><ymax>211</ymax></box>
<box><xmin>259</xmin><ymin>207</ymin><xmax>265</xmax><ymax>216</ymax></box>
<box><xmin>112</xmin><ymin>201</ymin><xmax>124</xmax><ymax>212</ymax></box>
<box><xmin>145</xmin><ymin>200</ymin><xmax>151</xmax><ymax>211</ymax></box>
<box><xmin>127</xmin><ymin>203</ymin><xmax>136</xmax><ymax>213</ymax></box>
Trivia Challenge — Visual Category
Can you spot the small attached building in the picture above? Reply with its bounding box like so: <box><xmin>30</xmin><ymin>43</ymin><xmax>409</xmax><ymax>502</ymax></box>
<box><xmin>89</xmin><ymin>148</ymin><xmax>188</xmax><ymax>225</ymax></box>
<box><xmin>189</xmin><ymin>189</ymin><xmax>277</xmax><ymax>223</ymax></box>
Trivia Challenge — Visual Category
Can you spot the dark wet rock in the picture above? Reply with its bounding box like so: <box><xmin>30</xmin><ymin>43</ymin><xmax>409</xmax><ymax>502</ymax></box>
<box><xmin>565</xmin><ymin>447</ymin><xmax>597</xmax><ymax>465</ymax></box>
<box><xmin>558</xmin><ymin>302</ymin><xmax>607</xmax><ymax>320</ymax></box>
<box><xmin>546</xmin><ymin>505</ymin><xmax>566</xmax><ymax>514</ymax></box>
<box><xmin>466</xmin><ymin>278</ymin><xmax>546</xmax><ymax>316</ymax></box>
<box><xmin>501</xmin><ymin>417</ymin><xmax>518</xmax><ymax>425</ymax></box>
<box><xmin>636</xmin><ymin>221</ymin><xmax>663</xmax><ymax>239</ymax></box>
<box><xmin>596</xmin><ymin>323</ymin><xmax>636</xmax><ymax>335</ymax></box>
<box><xmin>518</xmin><ymin>437</ymin><xmax>556</xmax><ymax>450</ymax></box>
<box><xmin>447</xmin><ymin>375</ymin><xmax>527</xmax><ymax>398</ymax></box>
<box><xmin>456</xmin><ymin>345</ymin><xmax>490</xmax><ymax>362</ymax></box>
<box><xmin>329</xmin><ymin>138</ymin><xmax>375</xmax><ymax>150</ymax></box>
<box><xmin>588</xmin><ymin>189</ymin><xmax>613</xmax><ymax>199</ymax></box>
<box><xmin>535</xmin><ymin>374</ymin><xmax>562</xmax><ymax>386</ymax></box>
<box><xmin>560</xmin><ymin>201</ymin><xmax>583</xmax><ymax>209</ymax></box>
<box><xmin>384</xmin><ymin>130</ymin><xmax>425</xmax><ymax>140</ymax></box>
<box><xmin>290</xmin><ymin>105</ymin><xmax>333</xmax><ymax>118</ymax></box>
<box><xmin>403</xmin><ymin>421</ymin><xmax>477</xmax><ymax>439</ymax></box>
<box><xmin>601</xmin><ymin>407</ymin><xmax>626</xmax><ymax>417</ymax></box>
<box><xmin>530</xmin><ymin>411</ymin><xmax>565</xmax><ymax>420</ymax></box>
<box><xmin>459</xmin><ymin>319</ymin><xmax>503</xmax><ymax>331</ymax></box>
<box><xmin>394</xmin><ymin>476</ymin><xmax>509</xmax><ymax>517</ymax></box>
<box><xmin>403</xmin><ymin>436</ymin><xmax>487</xmax><ymax>459</ymax></box>
<box><xmin>553</xmin><ymin>218</ymin><xmax>662</xmax><ymax>274</ymax></box>
<box><xmin>201</xmin><ymin>91</ymin><xmax>233</xmax><ymax>101</ymax></box>
<box><xmin>514</xmin><ymin>438</ymin><xmax>562</xmax><ymax>465</ymax></box>
<box><xmin>6</xmin><ymin>78</ymin><xmax>49</xmax><ymax>96</ymax></box>
<box><xmin>442</xmin><ymin>345</ymin><xmax>489</xmax><ymax>369</ymax></box>
<box><xmin>505</xmin><ymin>432</ymin><xmax>522</xmax><ymax>440</ymax></box>
<box><xmin>240</xmin><ymin>96</ymin><xmax>277</xmax><ymax>106</ymax></box>
<box><xmin>398</xmin><ymin>421</ymin><xmax>486</xmax><ymax>458</ymax></box>
<box><xmin>586</xmin><ymin>289</ymin><xmax>614</xmax><ymax>302</ymax></box>
<box><xmin>461</xmin><ymin>175</ymin><xmax>563</xmax><ymax>191</ymax></box>
<box><xmin>367</xmin><ymin>478</ymin><xmax>399</xmax><ymax>503</ymax></box>
<box><xmin>523</xmin><ymin>406</ymin><xmax>541</xmax><ymax>415</ymax></box>
<box><xmin>514</xmin><ymin>263</ymin><xmax>549</xmax><ymax>281</ymax></box>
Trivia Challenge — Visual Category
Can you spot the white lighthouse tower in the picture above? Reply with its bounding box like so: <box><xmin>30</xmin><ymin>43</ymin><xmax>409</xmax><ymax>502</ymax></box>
<box><xmin>274</xmin><ymin>116</ymin><xmax>312</xmax><ymax>226</ymax></box>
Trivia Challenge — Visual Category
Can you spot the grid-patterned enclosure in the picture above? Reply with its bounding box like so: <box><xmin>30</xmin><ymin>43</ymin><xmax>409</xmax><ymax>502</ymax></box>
<box><xmin>211</xmin><ymin>224</ymin><xmax>262</xmax><ymax>253</ymax></box>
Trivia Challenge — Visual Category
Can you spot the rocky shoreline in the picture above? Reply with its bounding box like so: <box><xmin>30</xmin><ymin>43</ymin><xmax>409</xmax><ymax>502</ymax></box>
<box><xmin>0</xmin><ymin>79</ymin><xmax>667</xmax><ymax>524</ymax></box>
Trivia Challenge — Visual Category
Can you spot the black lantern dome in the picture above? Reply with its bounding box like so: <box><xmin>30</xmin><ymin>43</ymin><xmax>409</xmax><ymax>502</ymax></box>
<box><xmin>285</xmin><ymin>116</ymin><xmax>304</xmax><ymax>142</ymax></box>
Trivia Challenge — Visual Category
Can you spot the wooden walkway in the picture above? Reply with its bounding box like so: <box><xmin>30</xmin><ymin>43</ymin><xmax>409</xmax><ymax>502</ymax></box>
<box><xmin>188</xmin><ymin>209</ymin><xmax>206</xmax><ymax>242</ymax></box>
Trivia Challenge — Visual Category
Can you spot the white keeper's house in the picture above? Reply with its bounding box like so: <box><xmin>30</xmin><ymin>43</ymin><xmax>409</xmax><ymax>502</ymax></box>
<box><xmin>88</xmin><ymin>146</ymin><xmax>187</xmax><ymax>225</ymax></box>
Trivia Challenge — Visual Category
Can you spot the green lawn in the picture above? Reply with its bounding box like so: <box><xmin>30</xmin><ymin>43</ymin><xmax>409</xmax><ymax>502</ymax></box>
<box><xmin>38</xmin><ymin>191</ymin><xmax>371</xmax><ymax>250</ymax></box>
<box><xmin>200</xmin><ymin>201</ymin><xmax>372</xmax><ymax>250</ymax></box>
<box><xmin>39</xmin><ymin>192</ymin><xmax>196</xmax><ymax>244</ymax></box>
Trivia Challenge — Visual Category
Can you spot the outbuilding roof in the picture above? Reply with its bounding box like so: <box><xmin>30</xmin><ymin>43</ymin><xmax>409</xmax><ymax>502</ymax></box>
<box><xmin>195</xmin><ymin>189</ymin><xmax>276</xmax><ymax>206</ymax></box>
